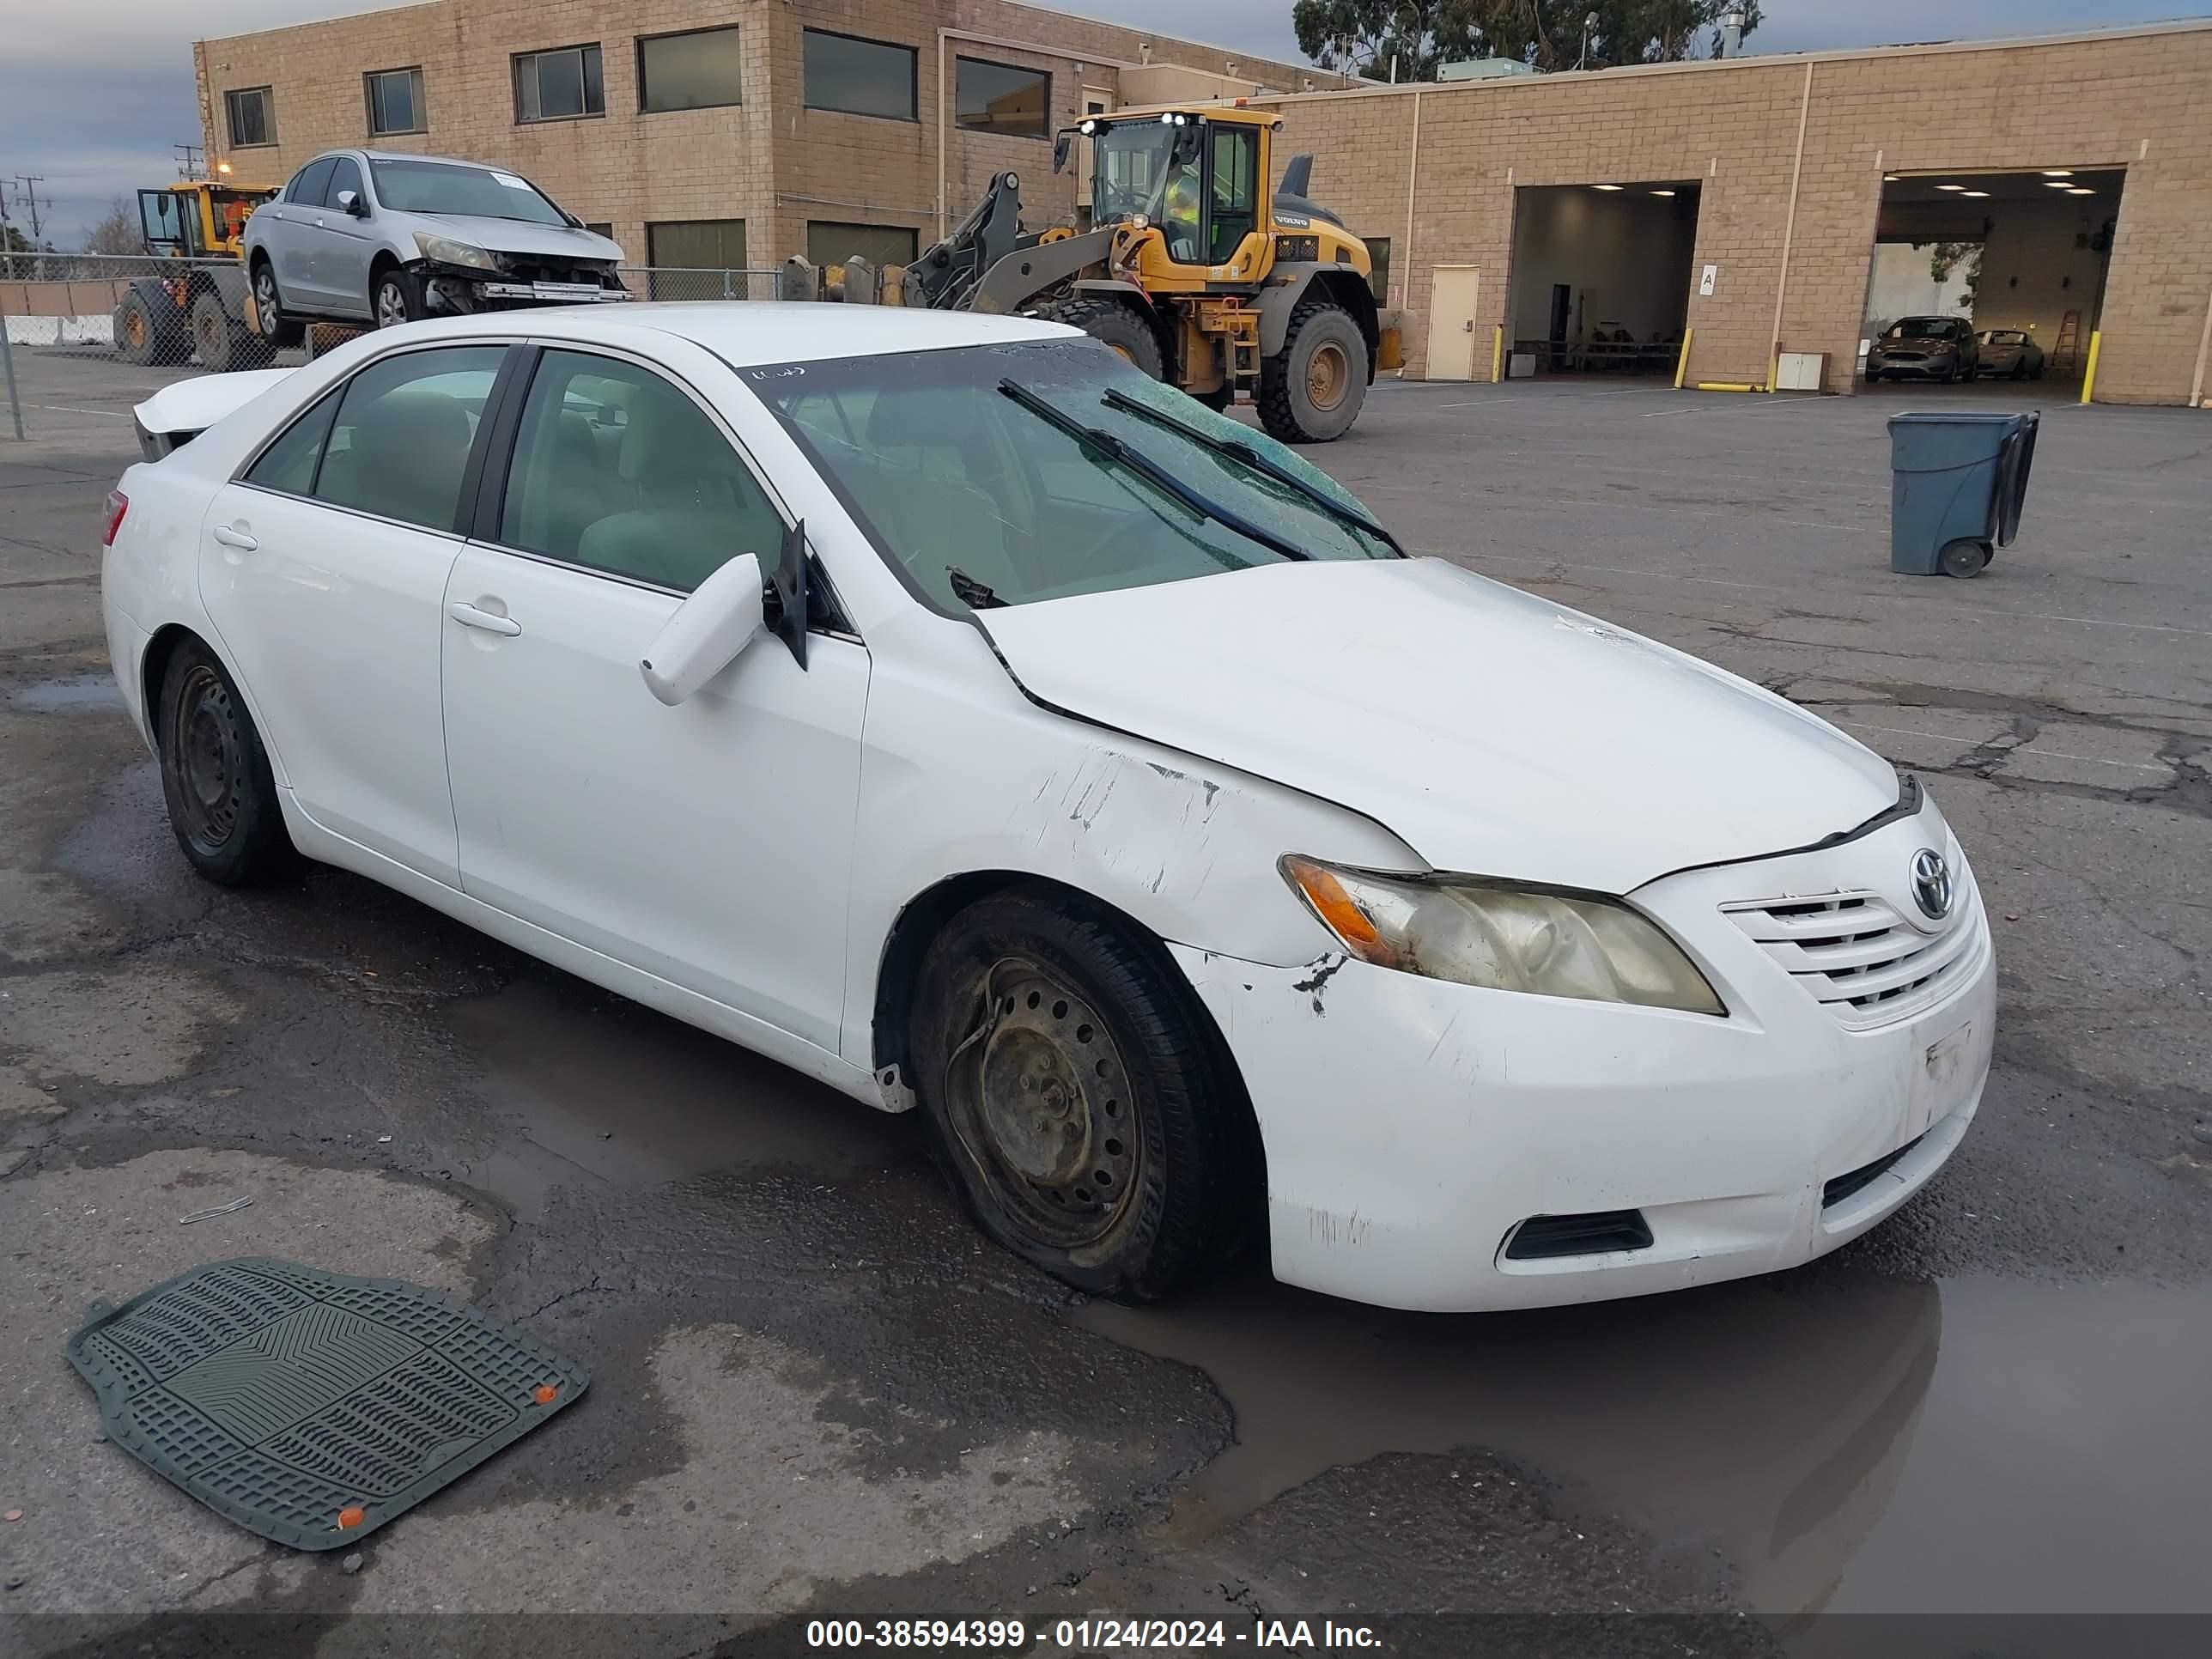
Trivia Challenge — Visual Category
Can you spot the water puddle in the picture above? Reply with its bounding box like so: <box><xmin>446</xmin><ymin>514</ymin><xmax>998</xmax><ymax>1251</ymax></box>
<box><xmin>442</xmin><ymin>972</ymin><xmax>913</xmax><ymax>1218</ymax></box>
<box><xmin>1078</xmin><ymin>1270</ymin><xmax>2212</xmax><ymax>1620</ymax></box>
<box><xmin>11</xmin><ymin>673</ymin><xmax>123</xmax><ymax>713</ymax></box>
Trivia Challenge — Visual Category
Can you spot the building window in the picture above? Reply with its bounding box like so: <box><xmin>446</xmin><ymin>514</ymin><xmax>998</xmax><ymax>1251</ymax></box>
<box><xmin>647</xmin><ymin>219</ymin><xmax>746</xmax><ymax>296</ymax></box>
<box><xmin>366</xmin><ymin>68</ymin><xmax>426</xmax><ymax>136</ymax></box>
<box><xmin>225</xmin><ymin>87</ymin><xmax>275</xmax><ymax>148</ymax></box>
<box><xmin>956</xmin><ymin>57</ymin><xmax>1049</xmax><ymax>139</ymax></box>
<box><xmin>1363</xmin><ymin>237</ymin><xmax>1391</xmax><ymax>304</ymax></box>
<box><xmin>803</xmin><ymin>30</ymin><xmax>916</xmax><ymax>121</ymax></box>
<box><xmin>514</xmin><ymin>45</ymin><xmax>605</xmax><ymax>123</ymax></box>
<box><xmin>639</xmin><ymin>26</ymin><xmax>743</xmax><ymax>112</ymax></box>
<box><xmin>806</xmin><ymin>222</ymin><xmax>919</xmax><ymax>269</ymax></box>
<box><xmin>584</xmin><ymin>222</ymin><xmax>615</xmax><ymax>240</ymax></box>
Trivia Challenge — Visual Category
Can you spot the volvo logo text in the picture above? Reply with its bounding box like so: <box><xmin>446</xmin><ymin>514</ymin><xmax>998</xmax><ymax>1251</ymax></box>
<box><xmin>1911</xmin><ymin>848</ymin><xmax>1954</xmax><ymax>921</ymax></box>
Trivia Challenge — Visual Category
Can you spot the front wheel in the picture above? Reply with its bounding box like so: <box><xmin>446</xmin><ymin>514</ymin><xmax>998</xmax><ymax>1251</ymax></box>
<box><xmin>190</xmin><ymin>292</ymin><xmax>274</xmax><ymax>374</ymax></box>
<box><xmin>156</xmin><ymin>640</ymin><xmax>295</xmax><ymax>885</ymax></box>
<box><xmin>908</xmin><ymin>889</ymin><xmax>1261</xmax><ymax>1303</ymax></box>
<box><xmin>113</xmin><ymin>285</ymin><xmax>184</xmax><ymax>368</ymax></box>
<box><xmin>1037</xmin><ymin>295</ymin><xmax>1163</xmax><ymax>380</ymax></box>
<box><xmin>1259</xmin><ymin>299</ymin><xmax>1368</xmax><ymax>443</ymax></box>
<box><xmin>373</xmin><ymin>269</ymin><xmax>426</xmax><ymax>329</ymax></box>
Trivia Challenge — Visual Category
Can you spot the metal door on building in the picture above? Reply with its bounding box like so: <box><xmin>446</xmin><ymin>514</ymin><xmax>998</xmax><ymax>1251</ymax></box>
<box><xmin>1427</xmin><ymin>265</ymin><xmax>1481</xmax><ymax>380</ymax></box>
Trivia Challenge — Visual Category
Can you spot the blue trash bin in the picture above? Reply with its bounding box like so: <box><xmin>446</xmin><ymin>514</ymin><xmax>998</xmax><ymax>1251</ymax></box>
<box><xmin>1887</xmin><ymin>410</ymin><xmax>2039</xmax><ymax>578</ymax></box>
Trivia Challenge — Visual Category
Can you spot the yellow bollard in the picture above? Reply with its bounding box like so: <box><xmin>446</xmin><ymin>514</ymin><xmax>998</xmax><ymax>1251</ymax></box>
<box><xmin>1491</xmin><ymin>323</ymin><xmax>1504</xmax><ymax>384</ymax></box>
<box><xmin>2079</xmin><ymin>330</ymin><xmax>2103</xmax><ymax>405</ymax></box>
<box><xmin>1673</xmin><ymin>326</ymin><xmax>1694</xmax><ymax>390</ymax></box>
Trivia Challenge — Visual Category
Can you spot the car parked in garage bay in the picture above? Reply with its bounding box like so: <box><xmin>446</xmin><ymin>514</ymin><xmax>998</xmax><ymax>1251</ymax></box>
<box><xmin>242</xmin><ymin>149</ymin><xmax>628</xmax><ymax>346</ymax></box>
<box><xmin>100</xmin><ymin>305</ymin><xmax>1995</xmax><ymax>1312</ymax></box>
<box><xmin>1974</xmin><ymin>329</ymin><xmax>2046</xmax><ymax>380</ymax></box>
<box><xmin>1866</xmin><ymin>316</ymin><xmax>1978</xmax><ymax>383</ymax></box>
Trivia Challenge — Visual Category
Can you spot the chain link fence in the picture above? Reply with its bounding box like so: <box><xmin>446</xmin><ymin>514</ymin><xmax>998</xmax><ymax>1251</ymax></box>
<box><xmin>0</xmin><ymin>257</ymin><xmax>785</xmax><ymax>438</ymax></box>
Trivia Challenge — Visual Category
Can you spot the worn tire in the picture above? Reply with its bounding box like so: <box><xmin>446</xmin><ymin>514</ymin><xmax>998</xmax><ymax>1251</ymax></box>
<box><xmin>113</xmin><ymin>286</ymin><xmax>184</xmax><ymax>368</ymax></box>
<box><xmin>156</xmin><ymin>638</ymin><xmax>295</xmax><ymax>886</ymax></box>
<box><xmin>1258</xmin><ymin>298</ymin><xmax>1368</xmax><ymax>443</ymax></box>
<box><xmin>190</xmin><ymin>292</ymin><xmax>273</xmax><ymax>374</ymax></box>
<box><xmin>908</xmin><ymin>887</ymin><xmax>1261</xmax><ymax>1303</ymax></box>
<box><xmin>251</xmin><ymin>258</ymin><xmax>306</xmax><ymax>349</ymax></box>
<box><xmin>1040</xmin><ymin>295</ymin><xmax>1164</xmax><ymax>380</ymax></box>
<box><xmin>373</xmin><ymin>266</ymin><xmax>426</xmax><ymax>329</ymax></box>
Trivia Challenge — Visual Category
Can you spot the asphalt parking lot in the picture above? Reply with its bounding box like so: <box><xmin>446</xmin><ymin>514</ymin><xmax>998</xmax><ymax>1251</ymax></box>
<box><xmin>2</xmin><ymin>347</ymin><xmax>2209</xmax><ymax>1656</ymax></box>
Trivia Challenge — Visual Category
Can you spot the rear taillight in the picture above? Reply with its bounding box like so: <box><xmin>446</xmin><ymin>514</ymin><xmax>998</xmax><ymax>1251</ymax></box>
<box><xmin>101</xmin><ymin>489</ymin><xmax>129</xmax><ymax>548</ymax></box>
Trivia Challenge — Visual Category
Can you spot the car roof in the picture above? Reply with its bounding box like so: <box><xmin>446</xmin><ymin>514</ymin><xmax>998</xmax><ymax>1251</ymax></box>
<box><xmin>312</xmin><ymin>149</ymin><xmax>524</xmax><ymax>171</ymax></box>
<box><xmin>378</xmin><ymin>301</ymin><xmax>1076</xmax><ymax>367</ymax></box>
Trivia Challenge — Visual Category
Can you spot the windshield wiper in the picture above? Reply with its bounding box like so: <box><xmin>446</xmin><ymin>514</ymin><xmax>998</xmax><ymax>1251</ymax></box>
<box><xmin>996</xmin><ymin>380</ymin><xmax>1309</xmax><ymax>562</ymax></box>
<box><xmin>1098</xmin><ymin>387</ymin><xmax>1401</xmax><ymax>553</ymax></box>
<box><xmin>946</xmin><ymin>566</ymin><xmax>1006</xmax><ymax>609</ymax></box>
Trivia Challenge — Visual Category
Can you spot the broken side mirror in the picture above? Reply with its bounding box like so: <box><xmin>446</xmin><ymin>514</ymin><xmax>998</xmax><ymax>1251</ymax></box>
<box><xmin>640</xmin><ymin>552</ymin><xmax>765</xmax><ymax>705</ymax></box>
<box><xmin>1053</xmin><ymin>134</ymin><xmax>1073</xmax><ymax>174</ymax></box>
<box><xmin>767</xmin><ymin>517</ymin><xmax>810</xmax><ymax>671</ymax></box>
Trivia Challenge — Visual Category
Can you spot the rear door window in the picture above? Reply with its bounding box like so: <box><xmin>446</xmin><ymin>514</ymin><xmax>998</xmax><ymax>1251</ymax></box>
<box><xmin>289</xmin><ymin>158</ymin><xmax>337</xmax><ymax>206</ymax></box>
<box><xmin>312</xmin><ymin>345</ymin><xmax>507</xmax><ymax>532</ymax></box>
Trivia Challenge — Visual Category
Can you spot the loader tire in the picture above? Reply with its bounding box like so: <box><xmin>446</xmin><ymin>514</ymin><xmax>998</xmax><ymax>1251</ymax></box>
<box><xmin>114</xmin><ymin>284</ymin><xmax>185</xmax><ymax>368</ymax></box>
<box><xmin>1042</xmin><ymin>295</ymin><xmax>1164</xmax><ymax>381</ymax></box>
<box><xmin>191</xmin><ymin>292</ymin><xmax>273</xmax><ymax>374</ymax></box>
<box><xmin>1258</xmin><ymin>297</ymin><xmax>1367</xmax><ymax>443</ymax></box>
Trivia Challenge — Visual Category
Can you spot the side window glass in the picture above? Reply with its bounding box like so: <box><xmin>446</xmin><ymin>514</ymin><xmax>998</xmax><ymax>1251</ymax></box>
<box><xmin>290</xmin><ymin>158</ymin><xmax>337</xmax><ymax>206</ymax></box>
<box><xmin>313</xmin><ymin>346</ymin><xmax>506</xmax><ymax>532</ymax></box>
<box><xmin>325</xmin><ymin>156</ymin><xmax>363</xmax><ymax>210</ymax></box>
<box><xmin>501</xmin><ymin>349</ymin><xmax>783</xmax><ymax>592</ymax></box>
<box><xmin>244</xmin><ymin>388</ymin><xmax>342</xmax><ymax>496</ymax></box>
<box><xmin>1208</xmin><ymin>128</ymin><xmax>1258</xmax><ymax>264</ymax></box>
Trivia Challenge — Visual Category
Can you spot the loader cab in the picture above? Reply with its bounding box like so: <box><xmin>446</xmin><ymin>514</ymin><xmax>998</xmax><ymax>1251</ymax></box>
<box><xmin>1079</xmin><ymin>112</ymin><xmax>1267</xmax><ymax>270</ymax></box>
<box><xmin>136</xmin><ymin>184</ymin><xmax>275</xmax><ymax>259</ymax></box>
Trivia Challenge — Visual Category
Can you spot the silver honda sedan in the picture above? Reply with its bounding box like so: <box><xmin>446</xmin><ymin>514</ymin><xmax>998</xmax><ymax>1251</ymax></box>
<box><xmin>241</xmin><ymin>149</ymin><xmax>628</xmax><ymax>346</ymax></box>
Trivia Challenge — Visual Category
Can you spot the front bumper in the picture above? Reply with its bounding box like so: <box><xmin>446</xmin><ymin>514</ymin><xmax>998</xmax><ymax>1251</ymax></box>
<box><xmin>1869</xmin><ymin>356</ymin><xmax>1955</xmax><ymax>380</ymax></box>
<box><xmin>419</xmin><ymin>264</ymin><xmax>630</xmax><ymax>316</ymax></box>
<box><xmin>1171</xmin><ymin>799</ymin><xmax>1993</xmax><ymax>1312</ymax></box>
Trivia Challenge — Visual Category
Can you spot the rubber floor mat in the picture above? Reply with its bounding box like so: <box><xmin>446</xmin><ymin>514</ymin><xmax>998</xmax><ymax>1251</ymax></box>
<box><xmin>66</xmin><ymin>1257</ymin><xmax>587</xmax><ymax>1550</ymax></box>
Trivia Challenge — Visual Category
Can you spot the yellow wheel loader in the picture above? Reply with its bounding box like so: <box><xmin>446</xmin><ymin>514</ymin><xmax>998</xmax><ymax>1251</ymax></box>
<box><xmin>815</xmin><ymin>109</ymin><xmax>1389</xmax><ymax>442</ymax></box>
<box><xmin>112</xmin><ymin>178</ymin><xmax>280</xmax><ymax>371</ymax></box>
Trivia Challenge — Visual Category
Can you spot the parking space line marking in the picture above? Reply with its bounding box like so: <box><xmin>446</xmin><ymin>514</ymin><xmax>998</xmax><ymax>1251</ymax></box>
<box><xmin>1437</xmin><ymin>549</ymin><xmax>2212</xmax><ymax>638</ymax></box>
<box><xmin>1640</xmin><ymin>395</ymin><xmax>1826</xmax><ymax>417</ymax></box>
<box><xmin>24</xmin><ymin>404</ymin><xmax>132</xmax><ymax>420</ymax></box>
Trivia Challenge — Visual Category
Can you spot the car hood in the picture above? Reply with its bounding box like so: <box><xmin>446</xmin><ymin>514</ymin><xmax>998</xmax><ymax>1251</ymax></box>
<box><xmin>410</xmin><ymin>214</ymin><xmax>623</xmax><ymax>264</ymax></box>
<box><xmin>976</xmin><ymin>558</ymin><xmax>1899</xmax><ymax>893</ymax></box>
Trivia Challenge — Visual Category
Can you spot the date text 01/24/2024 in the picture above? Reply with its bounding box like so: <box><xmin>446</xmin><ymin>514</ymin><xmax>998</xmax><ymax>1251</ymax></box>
<box><xmin>804</xmin><ymin>1620</ymin><xmax>1383</xmax><ymax>1649</ymax></box>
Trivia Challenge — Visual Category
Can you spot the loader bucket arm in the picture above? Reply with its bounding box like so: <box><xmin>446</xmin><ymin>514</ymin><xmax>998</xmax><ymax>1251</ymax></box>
<box><xmin>906</xmin><ymin>171</ymin><xmax>1026</xmax><ymax>310</ymax></box>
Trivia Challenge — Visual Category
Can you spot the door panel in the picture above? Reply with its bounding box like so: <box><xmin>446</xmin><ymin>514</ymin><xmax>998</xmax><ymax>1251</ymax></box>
<box><xmin>200</xmin><ymin>483</ymin><xmax>464</xmax><ymax>880</ymax></box>
<box><xmin>440</xmin><ymin>547</ymin><xmax>868</xmax><ymax>1047</ymax></box>
<box><xmin>270</xmin><ymin>157</ymin><xmax>335</xmax><ymax>307</ymax></box>
<box><xmin>312</xmin><ymin>155</ymin><xmax>375</xmax><ymax>317</ymax></box>
<box><xmin>1427</xmin><ymin>264</ymin><xmax>1481</xmax><ymax>380</ymax></box>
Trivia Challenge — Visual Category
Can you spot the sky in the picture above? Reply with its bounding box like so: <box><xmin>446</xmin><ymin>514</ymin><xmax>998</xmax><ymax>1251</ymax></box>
<box><xmin>0</xmin><ymin>1</ymin><xmax>2197</xmax><ymax>248</ymax></box>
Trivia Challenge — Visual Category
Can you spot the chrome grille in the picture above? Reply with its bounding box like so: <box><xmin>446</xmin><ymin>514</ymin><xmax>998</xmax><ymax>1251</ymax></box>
<box><xmin>1724</xmin><ymin>887</ymin><xmax>1984</xmax><ymax>1028</ymax></box>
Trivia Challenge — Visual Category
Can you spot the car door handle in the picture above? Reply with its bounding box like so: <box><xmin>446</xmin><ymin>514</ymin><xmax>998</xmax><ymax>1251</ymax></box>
<box><xmin>448</xmin><ymin>602</ymin><xmax>521</xmax><ymax>637</ymax></box>
<box><xmin>210</xmin><ymin>524</ymin><xmax>258</xmax><ymax>550</ymax></box>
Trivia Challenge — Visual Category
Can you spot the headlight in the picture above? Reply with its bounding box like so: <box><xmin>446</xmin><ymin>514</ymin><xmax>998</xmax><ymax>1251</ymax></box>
<box><xmin>415</xmin><ymin>232</ymin><xmax>495</xmax><ymax>270</ymax></box>
<box><xmin>1279</xmin><ymin>855</ymin><xmax>1725</xmax><ymax>1015</ymax></box>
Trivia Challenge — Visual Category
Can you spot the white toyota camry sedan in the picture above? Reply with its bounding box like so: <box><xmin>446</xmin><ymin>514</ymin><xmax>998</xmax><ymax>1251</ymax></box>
<box><xmin>102</xmin><ymin>305</ymin><xmax>1994</xmax><ymax>1311</ymax></box>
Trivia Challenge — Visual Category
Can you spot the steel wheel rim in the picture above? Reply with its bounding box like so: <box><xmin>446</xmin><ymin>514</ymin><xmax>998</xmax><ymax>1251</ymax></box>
<box><xmin>1306</xmin><ymin>340</ymin><xmax>1349</xmax><ymax>410</ymax></box>
<box><xmin>169</xmin><ymin>665</ymin><xmax>243</xmax><ymax>851</ymax></box>
<box><xmin>942</xmin><ymin>955</ymin><xmax>1140</xmax><ymax>1250</ymax></box>
<box><xmin>124</xmin><ymin>307</ymin><xmax>147</xmax><ymax>350</ymax></box>
<box><xmin>195</xmin><ymin>308</ymin><xmax>222</xmax><ymax>358</ymax></box>
<box><xmin>375</xmin><ymin>283</ymin><xmax>408</xmax><ymax>327</ymax></box>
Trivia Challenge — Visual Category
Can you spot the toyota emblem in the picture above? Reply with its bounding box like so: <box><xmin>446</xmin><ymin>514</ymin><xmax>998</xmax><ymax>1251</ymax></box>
<box><xmin>1911</xmin><ymin>848</ymin><xmax>1954</xmax><ymax>921</ymax></box>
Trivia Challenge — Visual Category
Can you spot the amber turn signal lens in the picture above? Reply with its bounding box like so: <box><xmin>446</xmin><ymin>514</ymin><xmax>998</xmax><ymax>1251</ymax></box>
<box><xmin>1281</xmin><ymin>855</ymin><xmax>1397</xmax><ymax>969</ymax></box>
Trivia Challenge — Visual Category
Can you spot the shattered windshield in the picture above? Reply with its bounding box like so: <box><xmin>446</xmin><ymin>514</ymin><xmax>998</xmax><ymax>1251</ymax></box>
<box><xmin>746</xmin><ymin>339</ymin><xmax>1397</xmax><ymax>613</ymax></box>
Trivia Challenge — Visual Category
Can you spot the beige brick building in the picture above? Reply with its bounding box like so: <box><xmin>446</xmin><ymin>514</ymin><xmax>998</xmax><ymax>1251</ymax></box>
<box><xmin>1205</xmin><ymin>21</ymin><xmax>2212</xmax><ymax>404</ymax></box>
<box><xmin>198</xmin><ymin>12</ymin><xmax>2211</xmax><ymax>404</ymax></box>
<box><xmin>194</xmin><ymin>0</ymin><xmax>1321</xmax><ymax>280</ymax></box>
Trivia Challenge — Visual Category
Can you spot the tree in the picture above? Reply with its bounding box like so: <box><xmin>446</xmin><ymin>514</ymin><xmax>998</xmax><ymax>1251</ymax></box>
<box><xmin>1927</xmin><ymin>240</ymin><xmax>1984</xmax><ymax>305</ymax></box>
<box><xmin>1291</xmin><ymin>0</ymin><xmax>1762</xmax><ymax>80</ymax></box>
<box><xmin>82</xmin><ymin>197</ymin><xmax>143</xmax><ymax>257</ymax></box>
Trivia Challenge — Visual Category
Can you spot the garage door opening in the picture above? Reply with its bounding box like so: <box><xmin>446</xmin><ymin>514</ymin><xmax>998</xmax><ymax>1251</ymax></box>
<box><xmin>1862</xmin><ymin>168</ymin><xmax>2124</xmax><ymax>394</ymax></box>
<box><xmin>1505</xmin><ymin>183</ymin><xmax>1700</xmax><ymax>378</ymax></box>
